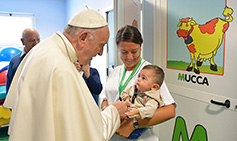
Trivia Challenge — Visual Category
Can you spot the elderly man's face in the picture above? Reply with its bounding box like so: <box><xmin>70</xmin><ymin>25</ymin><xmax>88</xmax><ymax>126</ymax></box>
<box><xmin>81</xmin><ymin>26</ymin><xmax>109</xmax><ymax>65</ymax></box>
<box><xmin>21</xmin><ymin>29</ymin><xmax>40</xmax><ymax>53</ymax></box>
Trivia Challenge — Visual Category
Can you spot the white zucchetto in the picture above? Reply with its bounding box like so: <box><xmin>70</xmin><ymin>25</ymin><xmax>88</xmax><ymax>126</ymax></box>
<box><xmin>68</xmin><ymin>8</ymin><xmax>108</xmax><ymax>28</ymax></box>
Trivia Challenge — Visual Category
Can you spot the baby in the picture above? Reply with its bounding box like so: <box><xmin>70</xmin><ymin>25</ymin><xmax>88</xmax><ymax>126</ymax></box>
<box><xmin>120</xmin><ymin>64</ymin><xmax>165</xmax><ymax>139</ymax></box>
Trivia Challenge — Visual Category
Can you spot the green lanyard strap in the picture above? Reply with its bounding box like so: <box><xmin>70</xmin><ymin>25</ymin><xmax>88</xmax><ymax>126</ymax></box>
<box><xmin>119</xmin><ymin>58</ymin><xmax>142</xmax><ymax>95</ymax></box>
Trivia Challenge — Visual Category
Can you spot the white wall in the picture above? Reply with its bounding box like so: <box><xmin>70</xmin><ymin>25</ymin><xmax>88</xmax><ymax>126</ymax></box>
<box><xmin>0</xmin><ymin>0</ymin><xmax>66</xmax><ymax>41</ymax></box>
<box><xmin>66</xmin><ymin>0</ymin><xmax>113</xmax><ymax>23</ymax></box>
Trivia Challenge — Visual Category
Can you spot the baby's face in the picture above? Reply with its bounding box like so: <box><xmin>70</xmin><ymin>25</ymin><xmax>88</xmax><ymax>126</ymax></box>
<box><xmin>135</xmin><ymin>69</ymin><xmax>155</xmax><ymax>92</ymax></box>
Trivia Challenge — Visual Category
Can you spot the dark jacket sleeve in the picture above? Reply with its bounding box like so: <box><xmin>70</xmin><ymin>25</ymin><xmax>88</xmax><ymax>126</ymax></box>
<box><xmin>6</xmin><ymin>62</ymin><xmax>14</xmax><ymax>93</ymax></box>
<box><xmin>6</xmin><ymin>53</ymin><xmax>24</xmax><ymax>94</ymax></box>
<box><xmin>83</xmin><ymin>68</ymin><xmax>103</xmax><ymax>95</ymax></box>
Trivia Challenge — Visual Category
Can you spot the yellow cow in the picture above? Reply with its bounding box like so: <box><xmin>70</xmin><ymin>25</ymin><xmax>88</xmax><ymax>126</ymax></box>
<box><xmin>176</xmin><ymin>7</ymin><xmax>233</xmax><ymax>74</ymax></box>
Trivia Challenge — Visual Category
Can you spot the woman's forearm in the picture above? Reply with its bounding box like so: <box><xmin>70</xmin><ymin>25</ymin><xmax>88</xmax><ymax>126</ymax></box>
<box><xmin>101</xmin><ymin>100</ymin><xmax>109</xmax><ymax>110</ymax></box>
<box><xmin>137</xmin><ymin>104</ymin><xmax>176</xmax><ymax>128</ymax></box>
<box><xmin>116</xmin><ymin>104</ymin><xmax>176</xmax><ymax>137</ymax></box>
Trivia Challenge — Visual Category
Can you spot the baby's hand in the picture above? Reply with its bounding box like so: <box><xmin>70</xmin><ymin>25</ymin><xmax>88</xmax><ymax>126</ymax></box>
<box><xmin>125</xmin><ymin>107</ymin><xmax>139</xmax><ymax>116</ymax></box>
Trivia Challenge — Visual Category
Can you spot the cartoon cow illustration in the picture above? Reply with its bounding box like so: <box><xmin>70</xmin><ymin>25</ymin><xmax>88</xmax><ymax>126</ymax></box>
<box><xmin>176</xmin><ymin>7</ymin><xmax>233</xmax><ymax>74</ymax></box>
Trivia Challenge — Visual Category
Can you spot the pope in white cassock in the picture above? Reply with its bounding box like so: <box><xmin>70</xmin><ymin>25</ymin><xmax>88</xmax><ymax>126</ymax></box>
<box><xmin>4</xmin><ymin>9</ymin><xmax>130</xmax><ymax>141</ymax></box>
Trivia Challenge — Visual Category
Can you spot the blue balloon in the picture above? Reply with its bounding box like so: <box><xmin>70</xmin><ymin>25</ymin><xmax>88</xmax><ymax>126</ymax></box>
<box><xmin>0</xmin><ymin>47</ymin><xmax>21</xmax><ymax>61</ymax></box>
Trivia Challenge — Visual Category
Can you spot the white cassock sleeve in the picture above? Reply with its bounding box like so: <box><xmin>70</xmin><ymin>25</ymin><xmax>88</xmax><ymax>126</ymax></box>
<box><xmin>101</xmin><ymin>105</ymin><xmax>120</xmax><ymax>140</ymax></box>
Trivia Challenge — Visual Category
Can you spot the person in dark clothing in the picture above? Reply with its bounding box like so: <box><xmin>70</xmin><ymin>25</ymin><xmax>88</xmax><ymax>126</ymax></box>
<box><xmin>6</xmin><ymin>28</ymin><xmax>40</xmax><ymax>93</ymax></box>
<box><xmin>74</xmin><ymin>62</ymin><xmax>103</xmax><ymax>105</ymax></box>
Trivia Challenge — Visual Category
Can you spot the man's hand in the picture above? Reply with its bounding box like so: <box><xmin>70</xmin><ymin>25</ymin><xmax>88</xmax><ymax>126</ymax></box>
<box><xmin>81</xmin><ymin>64</ymin><xmax>90</xmax><ymax>78</ymax></box>
<box><xmin>112</xmin><ymin>101</ymin><xmax>131</xmax><ymax>119</ymax></box>
<box><xmin>74</xmin><ymin>63</ymin><xmax>90</xmax><ymax>78</ymax></box>
<box><xmin>74</xmin><ymin>62</ymin><xmax>82</xmax><ymax>72</ymax></box>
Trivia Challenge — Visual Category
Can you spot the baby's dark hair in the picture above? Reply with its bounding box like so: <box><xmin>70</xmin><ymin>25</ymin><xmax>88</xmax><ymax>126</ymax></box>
<box><xmin>142</xmin><ymin>65</ymin><xmax>164</xmax><ymax>86</ymax></box>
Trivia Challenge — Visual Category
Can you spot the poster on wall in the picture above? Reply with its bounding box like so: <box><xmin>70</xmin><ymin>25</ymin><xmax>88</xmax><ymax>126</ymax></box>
<box><xmin>165</xmin><ymin>0</ymin><xmax>236</xmax><ymax>101</ymax></box>
<box><xmin>167</xmin><ymin>0</ymin><xmax>230</xmax><ymax>76</ymax></box>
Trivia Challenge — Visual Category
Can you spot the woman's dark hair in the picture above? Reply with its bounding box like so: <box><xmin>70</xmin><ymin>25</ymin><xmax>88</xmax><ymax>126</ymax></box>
<box><xmin>116</xmin><ymin>25</ymin><xmax>143</xmax><ymax>46</ymax></box>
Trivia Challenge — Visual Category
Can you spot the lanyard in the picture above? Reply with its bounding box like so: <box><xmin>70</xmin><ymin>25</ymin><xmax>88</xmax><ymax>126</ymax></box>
<box><xmin>119</xmin><ymin>58</ymin><xmax>142</xmax><ymax>95</ymax></box>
